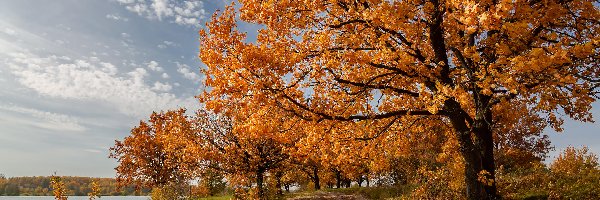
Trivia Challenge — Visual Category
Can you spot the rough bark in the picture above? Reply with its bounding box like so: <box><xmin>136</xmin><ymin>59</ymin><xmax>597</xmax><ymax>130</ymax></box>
<box><xmin>275</xmin><ymin>171</ymin><xmax>283</xmax><ymax>196</ymax></box>
<box><xmin>312</xmin><ymin>167</ymin><xmax>320</xmax><ymax>190</ymax></box>
<box><xmin>256</xmin><ymin>169</ymin><xmax>265</xmax><ymax>200</ymax></box>
<box><xmin>445</xmin><ymin>99</ymin><xmax>498</xmax><ymax>199</ymax></box>
<box><xmin>474</xmin><ymin>95</ymin><xmax>498</xmax><ymax>199</ymax></box>
<box><xmin>334</xmin><ymin>169</ymin><xmax>342</xmax><ymax>189</ymax></box>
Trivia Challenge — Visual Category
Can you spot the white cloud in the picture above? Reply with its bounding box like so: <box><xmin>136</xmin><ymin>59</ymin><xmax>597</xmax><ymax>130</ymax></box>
<box><xmin>100</xmin><ymin>62</ymin><xmax>118</xmax><ymax>75</ymax></box>
<box><xmin>152</xmin><ymin>81</ymin><xmax>172</xmax><ymax>92</ymax></box>
<box><xmin>152</xmin><ymin>0</ymin><xmax>172</xmax><ymax>20</ymax></box>
<box><xmin>0</xmin><ymin>104</ymin><xmax>85</xmax><ymax>132</ymax></box>
<box><xmin>157</xmin><ymin>40</ymin><xmax>177</xmax><ymax>49</ymax></box>
<box><xmin>116</xmin><ymin>0</ymin><xmax>205</xmax><ymax>27</ymax></box>
<box><xmin>120</xmin><ymin>33</ymin><xmax>134</xmax><ymax>48</ymax></box>
<box><xmin>117</xmin><ymin>0</ymin><xmax>136</xmax><ymax>3</ymax></box>
<box><xmin>176</xmin><ymin>62</ymin><xmax>201</xmax><ymax>82</ymax></box>
<box><xmin>147</xmin><ymin>60</ymin><xmax>163</xmax><ymax>72</ymax></box>
<box><xmin>105</xmin><ymin>14</ymin><xmax>129</xmax><ymax>22</ymax></box>
<box><xmin>161</xmin><ymin>72</ymin><xmax>170</xmax><ymax>79</ymax></box>
<box><xmin>6</xmin><ymin>52</ymin><xmax>198</xmax><ymax>118</ymax></box>
<box><xmin>84</xmin><ymin>149</ymin><xmax>103</xmax><ymax>153</ymax></box>
<box><xmin>127</xmin><ymin>67</ymin><xmax>148</xmax><ymax>85</ymax></box>
<box><xmin>89</xmin><ymin>56</ymin><xmax>100</xmax><ymax>62</ymax></box>
<box><xmin>2</xmin><ymin>28</ymin><xmax>17</xmax><ymax>36</ymax></box>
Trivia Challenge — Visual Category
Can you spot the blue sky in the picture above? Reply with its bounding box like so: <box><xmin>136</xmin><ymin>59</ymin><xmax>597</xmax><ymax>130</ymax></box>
<box><xmin>0</xmin><ymin>0</ymin><xmax>228</xmax><ymax>177</ymax></box>
<box><xmin>0</xmin><ymin>0</ymin><xmax>597</xmax><ymax>178</ymax></box>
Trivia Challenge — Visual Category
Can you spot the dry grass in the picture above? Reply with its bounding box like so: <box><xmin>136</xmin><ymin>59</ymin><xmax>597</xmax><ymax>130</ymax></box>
<box><xmin>287</xmin><ymin>191</ymin><xmax>368</xmax><ymax>200</ymax></box>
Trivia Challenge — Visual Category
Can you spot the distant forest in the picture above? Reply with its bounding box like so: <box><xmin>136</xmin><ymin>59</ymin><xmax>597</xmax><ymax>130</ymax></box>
<box><xmin>0</xmin><ymin>175</ymin><xmax>150</xmax><ymax>196</ymax></box>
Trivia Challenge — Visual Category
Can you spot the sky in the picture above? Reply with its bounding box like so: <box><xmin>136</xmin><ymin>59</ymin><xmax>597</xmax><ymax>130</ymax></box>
<box><xmin>0</xmin><ymin>0</ymin><xmax>598</xmax><ymax>178</ymax></box>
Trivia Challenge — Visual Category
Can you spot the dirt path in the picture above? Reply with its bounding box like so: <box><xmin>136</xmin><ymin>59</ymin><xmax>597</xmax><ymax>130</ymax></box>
<box><xmin>287</xmin><ymin>191</ymin><xmax>368</xmax><ymax>200</ymax></box>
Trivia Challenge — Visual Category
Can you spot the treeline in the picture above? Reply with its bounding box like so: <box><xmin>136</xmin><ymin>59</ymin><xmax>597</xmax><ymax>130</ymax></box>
<box><xmin>0</xmin><ymin>176</ymin><xmax>150</xmax><ymax>196</ymax></box>
<box><xmin>110</xmin><ymin>109</ymin><xmax>600</xmax><ymax>199</ymax></box>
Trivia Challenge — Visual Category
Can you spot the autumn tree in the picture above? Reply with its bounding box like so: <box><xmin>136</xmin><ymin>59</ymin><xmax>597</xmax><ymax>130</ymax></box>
<box><xmin>492</xmin><ymin>101</ymin><xmax>552</xmax><ymax>170</ymax></box>
<box><xmin>0</xmin><ymin>174</ymin><xmax>5</xmax><ymax>195</ymax></box>
<box><xmin>194</xmin><ymin>167</ymin><xmax>227</xmax><ymax>197</ymax></box>
<box><xmin>51</xmin><ymin>174</ymin><xmax>68</xmax><ymax>200</ymax></box>
<box><xmin>496</xmin><ymin>146</ymin><xmax>600</xmax><ymax>199</ymax></box>
<box><xmin>551</xmin><ymin>146</ymin><xmax>599</xmax><ymax>175</ymax></box>
<box><xmin>109</xmin><ymin>109</ymin><xmax>199</xmax><ymax>195</ymax></box>
<box><xmin>193</xmin><ymin>108</ymin><xmax>294</xmax><ymax>199</ymax></box>
<box><xmin>199</xmin><ymin>1</ymin><xmax>600</xmax><ymax>199</ymax></box>
<box><xmin>548</xmin><ymin>146</ymin><xmax>600</xmax><ymax>198</ymax></box>
<box><xmin>88</xmin><ymin>179</ymin><xmax>100</xmax><ymax>200</ymax></box>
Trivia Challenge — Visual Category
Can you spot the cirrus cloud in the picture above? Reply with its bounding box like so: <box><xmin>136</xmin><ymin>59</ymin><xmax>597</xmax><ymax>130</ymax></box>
<box><xmin>0</xmin><ymin>104</ymin><xmax>85</xmax><ymax>132</ymax></box>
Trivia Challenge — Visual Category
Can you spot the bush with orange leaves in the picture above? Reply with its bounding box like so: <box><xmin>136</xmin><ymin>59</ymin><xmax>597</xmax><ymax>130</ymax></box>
<box><xmin>497</xmin><ymin>146</ymin><xmax>600</xmax><ymax>199</ymax></box>
<box><xmin>548</xmin><ymin>146</ymin><xmax>600</xmax><ymax>199</ymax></box>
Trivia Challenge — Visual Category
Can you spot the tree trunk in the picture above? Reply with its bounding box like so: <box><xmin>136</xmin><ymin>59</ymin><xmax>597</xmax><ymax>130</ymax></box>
<box><xmin>446</xmin><ymin>99</ymin><xmax>498</xmax><ymax>199</ymax></box>
<box><xmin>256</xmin><ymin>169</ymin><xmax>265</xmax><ymax>200</ymax></box>
<box><xmin>473</xmin><ymin>97</ymin><xmax>498</xmax><ymax>199</ymax></box>
<box><xmin>357</xmin><ymin>176</ymin><xmax>363</xmax><ymax>187</ymax></box>
<box><xmin>312</xmin><ymin>166</ymin><xmax>320</xmax><ymax>190</ymax></box>
<box><xmin>335</xmin><ymin>170</ymin><xmax>342</xmax><ymax>189</ymax></box>
<box><xmin>275</xmin><ymin>171</ymin><xmax>283</xmax><ymax>196</ymax></box>
<box><xmin>456</xmin><ymin>127</ymin><xmax>487</xmax><ymax>199</ymax></box>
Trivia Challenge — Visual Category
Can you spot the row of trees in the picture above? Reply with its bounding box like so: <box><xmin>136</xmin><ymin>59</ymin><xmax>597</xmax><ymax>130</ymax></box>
<box><xmin>110</xmin><ymin>105</ymin><xmax>593</xmax><ymax>199</ymax></box>
<box><xmin>110</xmin><ymin>106</ymin><xmax>600</xmax><ymax>199</ymax></box>
<box><xmin>0</xmin><ymin>176</ymin><xmax>148</xmax><ymax>196</ymax></box>
<box><xmin>196</xmin><ymin>0</ymin><xmax>599</xmax><ymax>199</ymax></box>
<box><xmin>112</xmin><ymin>0</ymin><xmax>599</xmax><ymax>199</ymax></box>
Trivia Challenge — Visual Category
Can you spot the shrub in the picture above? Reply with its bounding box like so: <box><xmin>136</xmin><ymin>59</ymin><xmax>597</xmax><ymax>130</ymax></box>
<box><xmin>548</xmin><ymin>146</ymin><xmax>600</xmax><ymax>199</ymax></box>
<box><xmin>497</xmin><ymin>147</ymin><xmax>600</xmax><ymax>199</ymax></box>
<box><xmin>410</xmin><ymin>167</ymin><xmax>465</xmax><ymax>200</ymax></box>
<box><xmin>150</xmin><ymin>183</ymin><xmax>187</xmax><ymax>200</ymax></box>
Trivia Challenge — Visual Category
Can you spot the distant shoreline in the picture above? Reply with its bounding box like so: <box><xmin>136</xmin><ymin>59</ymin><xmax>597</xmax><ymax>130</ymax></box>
<box><xmin>0</xmin><ymin>176</ymin><xmax>150</xmax><ymax>196</ymax></box>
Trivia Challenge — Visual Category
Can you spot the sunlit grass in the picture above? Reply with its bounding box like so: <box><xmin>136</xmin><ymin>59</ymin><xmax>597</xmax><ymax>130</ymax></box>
<box><xmin>194</xmin><ymin>195</ymin><xmax>233</xmax><ymax>200</ymax></box>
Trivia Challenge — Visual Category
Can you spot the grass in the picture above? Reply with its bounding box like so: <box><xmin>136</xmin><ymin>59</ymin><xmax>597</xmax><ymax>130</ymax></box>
<box><xmin>190</xmin><ymin>185</ymin><xmax>416</xmax><ymax>200</ymax></box>
<box><xmin>194</xmin><ymin>195</ymin><xmax>233</xmax><ymax>200</ymax></box>
<box><xmin>286</xmin><ymin>185</ymin><xmax>416</xmax><ymax>200</ymax></box>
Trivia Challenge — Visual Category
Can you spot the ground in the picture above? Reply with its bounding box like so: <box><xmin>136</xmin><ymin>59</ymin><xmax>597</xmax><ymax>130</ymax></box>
<box><xmin>287</xmin><ymin>191</ymin><xmax>368</xmax><ymax>200</ymax></box>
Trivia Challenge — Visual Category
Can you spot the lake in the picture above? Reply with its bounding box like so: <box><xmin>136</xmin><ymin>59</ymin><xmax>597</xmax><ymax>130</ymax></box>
<box><xmin>0</xmin><ymin>197</ymin><xmax>149</xmax><ymax>200</ymax></box>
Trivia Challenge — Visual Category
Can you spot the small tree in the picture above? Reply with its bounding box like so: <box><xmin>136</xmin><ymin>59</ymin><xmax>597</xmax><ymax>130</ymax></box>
<box><xmin>150</xmin><ymin>183</ymin><xmax>186</xmax><ymax>200</ymax></box>
<box><xmin>497</xmin><ymin>147</ymin><xmax>600</xmax><ymax>199</ymax></box>
<box><xmin>50</xmin><ymin>174</ymin><xmax>68</xmax><ymax>200</ymax></box>
<box><xmin>197</xmin><ymin>168</ymin><xmax>227</xmax><ymax>197</ymax></box>
<box><xmin>551</xmin><ymin>146</ymin><xmax>599</xmax><ymax>174</ymax></box>
<box><xmin>193</xmin><ymin>108</ymin><xmax>294</xmax><ymax>200</ymax></box>
<box><xmin>548</xmin><ymin>146</ymin><xmax>600</xmax><ymax>199</ymax></box>
<box><xmin>88</xmin><ymin>179</ymin><xmax>100</xmax><ymax>200</ymax></box>
<box><xmin>109</xmin><ymin>109</ymin><xmax>199</xmax><ymax>190</ymax></box>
